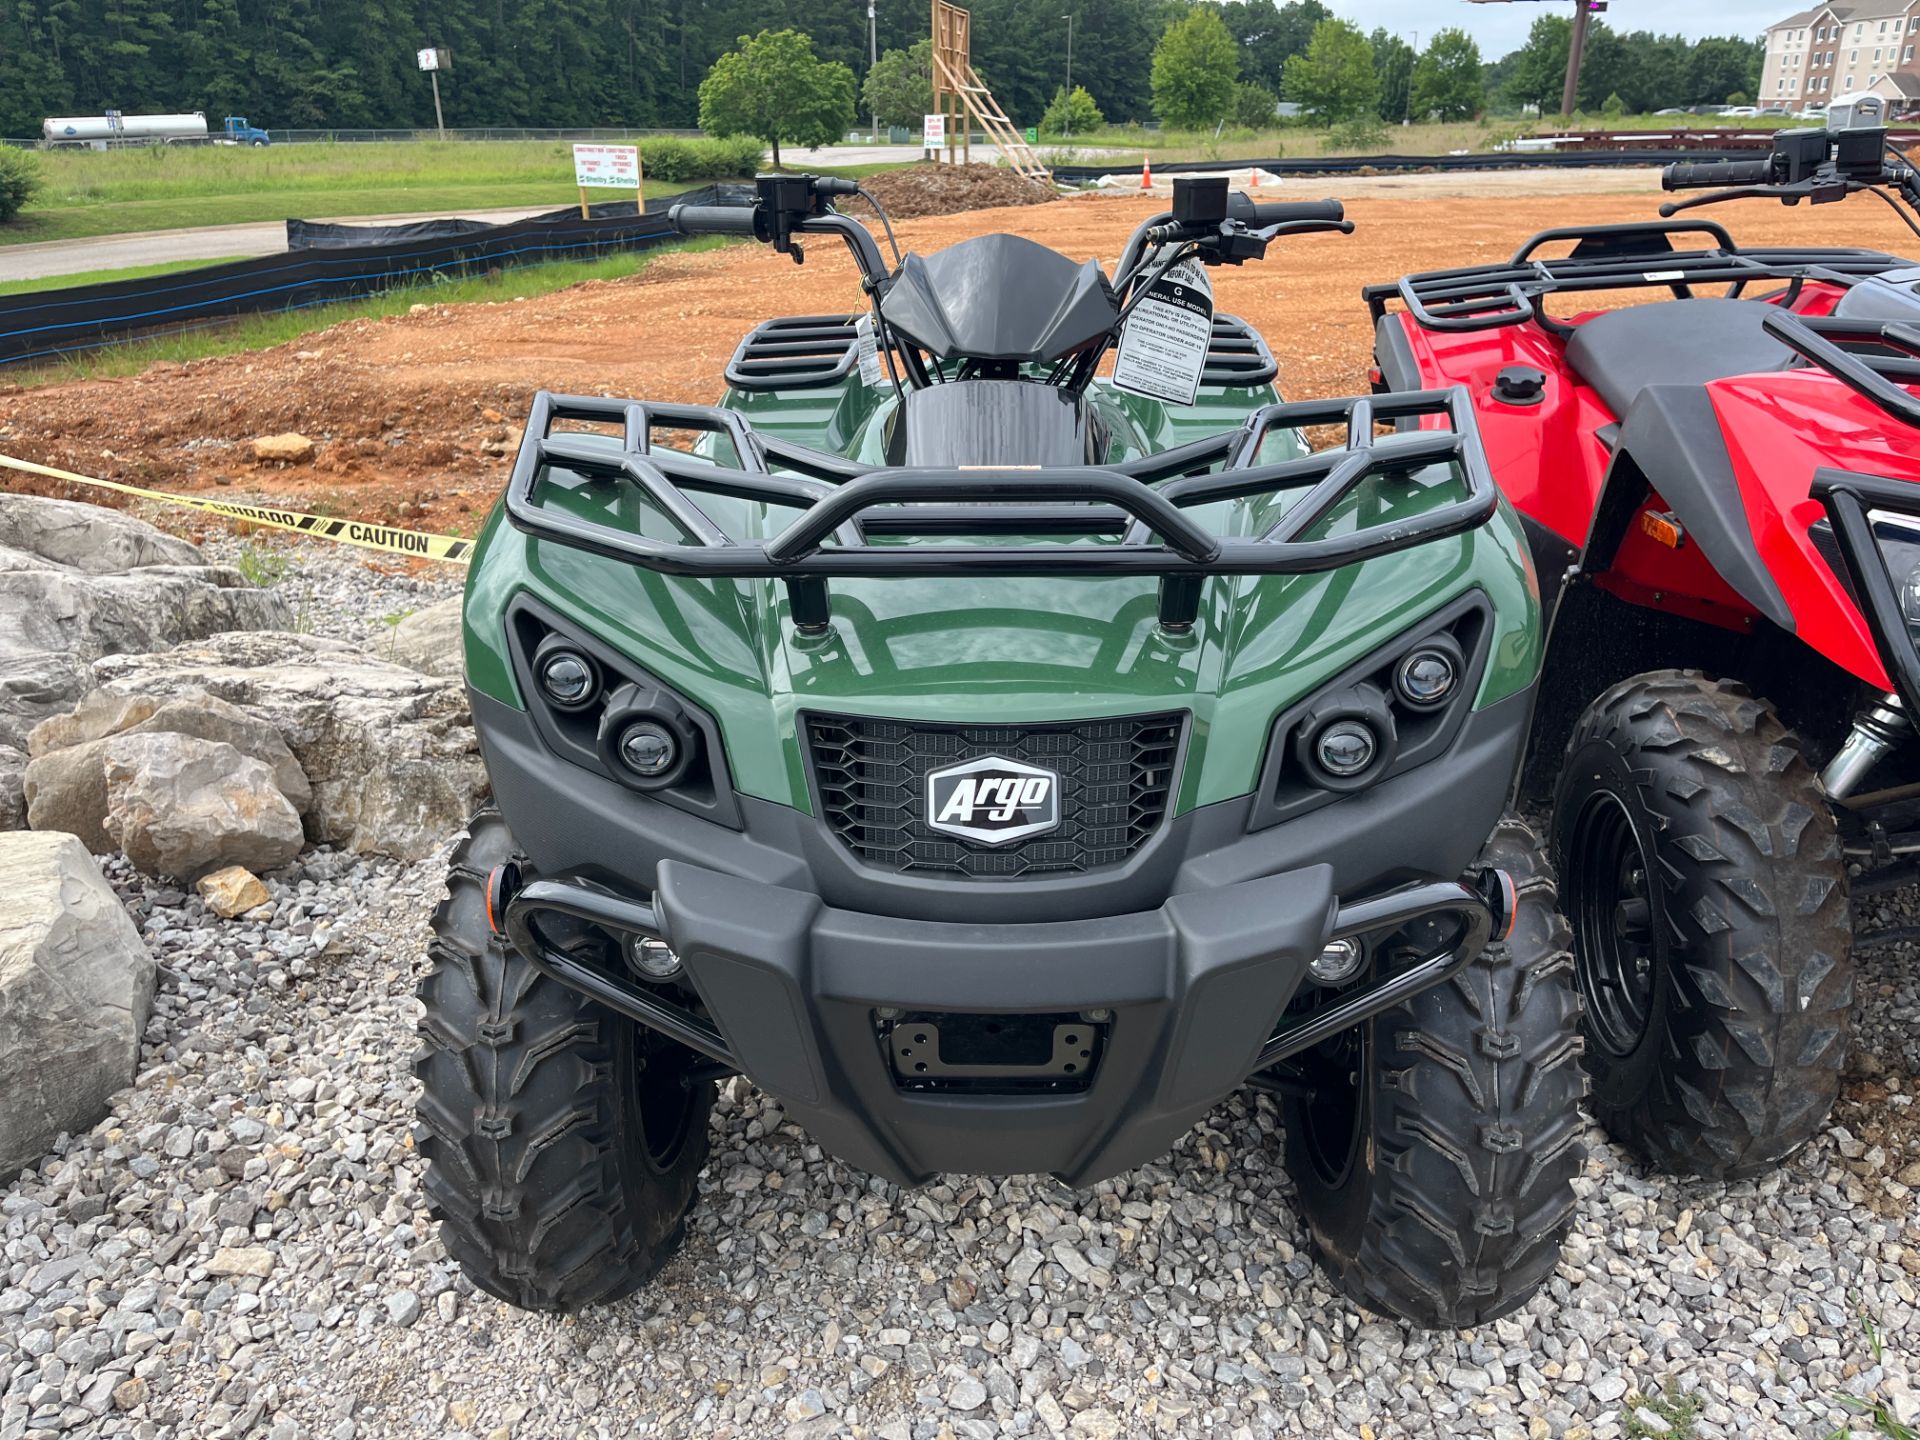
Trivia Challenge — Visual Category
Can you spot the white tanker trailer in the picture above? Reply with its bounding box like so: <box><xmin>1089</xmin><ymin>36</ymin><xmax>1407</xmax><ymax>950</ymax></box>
<box><xmin>41</xmin><ymin>112</ymin><xmax>210</xmax><ymax>149</ymax></box>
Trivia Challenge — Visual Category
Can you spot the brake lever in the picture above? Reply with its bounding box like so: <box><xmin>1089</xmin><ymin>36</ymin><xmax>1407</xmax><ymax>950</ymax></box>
<box><xmin>1196</xmin><ymin>217</ymin><xmax>1356</xmax><ymax>265</ymax></box>
<box><xmin>1660</xmin><ymin>183</ymin><xmax>1807</xmax><ymax>217</ymax></box>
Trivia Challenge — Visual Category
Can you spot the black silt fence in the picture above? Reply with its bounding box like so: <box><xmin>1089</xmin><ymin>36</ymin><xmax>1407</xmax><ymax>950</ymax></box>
<box><xmin>0</xmin><ymin>185</ymin><xmax>752</xmax><ymax>368</ymax></box>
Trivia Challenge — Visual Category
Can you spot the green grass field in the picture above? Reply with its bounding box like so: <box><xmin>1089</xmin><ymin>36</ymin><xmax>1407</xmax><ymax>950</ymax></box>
<box><xmin>0</xmin><ymin>255</ymin><xmax>250</xmax><ymax>296</ymax></box>
<box><xmin>0</xmin><ymin>141</ymin><xmax>732</xmax><ymax>248</ymax></box>
<box><xmin>7</xmin><ymin>237</ymin><xmax>731</xmax><ymax>383</ymax></box>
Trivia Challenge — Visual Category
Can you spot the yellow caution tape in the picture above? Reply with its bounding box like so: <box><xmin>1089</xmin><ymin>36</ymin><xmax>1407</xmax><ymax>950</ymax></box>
<box><xmin>0</xmin><ymin>452</ymin><xmax>473</xmax><ymax>564</ymax></box>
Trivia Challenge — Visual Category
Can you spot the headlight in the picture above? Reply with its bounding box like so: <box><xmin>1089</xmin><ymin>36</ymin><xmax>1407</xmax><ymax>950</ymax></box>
<box><xmin>1252</xmin><ymin>594</ymin><xmax>1489</xmax><ymax>831</ymax></box>
<box><xmin>507</xmin><ymin>596</ymin><xmax>741</xmax><ymax>828</ymax></box>
<box><xmin>1875</xmin><ymin>510</ymin><xmax>1920</xmax><ymax>629</ymax></box>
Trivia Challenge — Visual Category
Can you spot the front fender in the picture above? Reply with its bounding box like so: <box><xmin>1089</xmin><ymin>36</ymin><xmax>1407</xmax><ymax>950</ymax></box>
<box><xmin>1706</xmin><ymin>371</ymin><xmax>1920</xmax><ymax>691</ymax></box>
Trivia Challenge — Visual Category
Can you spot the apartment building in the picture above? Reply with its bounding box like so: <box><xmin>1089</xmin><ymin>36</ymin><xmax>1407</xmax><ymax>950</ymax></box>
<box><xmin>1761</xmin><ymin>1</ymin><xmax>1920</xmax><ymax>110</ymax></box>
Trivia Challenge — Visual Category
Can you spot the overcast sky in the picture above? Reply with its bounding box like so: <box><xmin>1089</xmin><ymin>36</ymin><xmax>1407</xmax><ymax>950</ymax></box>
<box><xmin>1337</xmin><ymin>2</ymin><xmax>1782</xmax><ymax>54</ymax></box>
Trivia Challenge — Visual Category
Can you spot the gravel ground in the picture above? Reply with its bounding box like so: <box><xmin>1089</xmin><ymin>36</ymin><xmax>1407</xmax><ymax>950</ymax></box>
<box><xmin>5</xmin><ymin>547</ymin><xmax>1920</xmax><ymax>1440</ymax></box>
<box><xmin>196</xmin><ymin>536</ymin><xmax>462</xmax><ymax>655</ymax></box>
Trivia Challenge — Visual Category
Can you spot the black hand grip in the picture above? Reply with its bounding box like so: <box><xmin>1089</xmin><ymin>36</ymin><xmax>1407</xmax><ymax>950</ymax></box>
<box><xmin>667</xmin><ymin>204</ymin><xmax>760</xmax><ymax>237</ymax></box>
<box><xmin>1228</xmin><ymin>195</ymin><xmax>1346</xmax><ymax>225</ymax></box>
<box><xmin>1662</xmin><ymin>158</ymin><xmax>1775</xmax><ymax>191</ymax></box>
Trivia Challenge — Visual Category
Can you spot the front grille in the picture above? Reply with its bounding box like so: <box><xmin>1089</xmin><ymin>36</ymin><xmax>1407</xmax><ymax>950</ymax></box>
<box><xmin>805</xmin><ymin>712</ymin><xmax>1184</xmax><ymax>878</ymax></box>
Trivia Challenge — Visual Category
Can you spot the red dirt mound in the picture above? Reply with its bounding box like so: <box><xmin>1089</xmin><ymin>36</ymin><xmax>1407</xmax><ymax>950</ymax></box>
<box><xmin>858</xmin><ymin>163</ymin><xmax>1055</xmax><ymax>219</ymax></box>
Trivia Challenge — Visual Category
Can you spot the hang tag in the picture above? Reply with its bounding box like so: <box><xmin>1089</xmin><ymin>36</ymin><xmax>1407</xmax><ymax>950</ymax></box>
<box><xmin>855</xmin><ymin>313</ymin><xmax>884</xmax><ymax>387</ymax></box>
<box><xmin>1113</xmin><ymin>257</ymin><xmax>1215</xmax><ymax>407</ymax></box>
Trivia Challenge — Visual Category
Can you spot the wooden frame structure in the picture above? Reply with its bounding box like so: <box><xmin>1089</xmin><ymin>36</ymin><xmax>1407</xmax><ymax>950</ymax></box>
<box><xmin>930</xmin><ymin>1</ymin><xmax>1051</xmax><ymax>183</ymax></box>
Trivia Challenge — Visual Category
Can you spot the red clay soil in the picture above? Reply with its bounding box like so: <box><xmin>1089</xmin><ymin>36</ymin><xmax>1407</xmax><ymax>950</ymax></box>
<box><xmin>0</xmin><ymin>187</ymin><xmax>1912</xmax><ymax>542</ymax></box>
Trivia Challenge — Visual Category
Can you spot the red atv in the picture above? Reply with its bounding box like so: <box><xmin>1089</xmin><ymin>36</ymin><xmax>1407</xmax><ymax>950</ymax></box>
<box><xmin>1365</xmin><ymin>124</ymin><xmax>1920</xmax><ymax>1181</ymax></box>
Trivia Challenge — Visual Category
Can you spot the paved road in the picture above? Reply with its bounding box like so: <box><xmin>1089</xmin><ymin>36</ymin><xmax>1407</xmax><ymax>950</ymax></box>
<box><xmin>0</xmin><ymin>206</ymin><xmax>565</xmax><ymax>283</ymax></box>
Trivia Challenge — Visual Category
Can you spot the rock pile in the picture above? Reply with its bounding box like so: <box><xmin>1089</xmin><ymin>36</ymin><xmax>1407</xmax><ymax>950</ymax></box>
<box><xmin>0</xmin><ymin>495</ymin><xmax>292</xmax><ymax>833</ymax></box>
<box><xmin>91</xmin><ymin>631</ymin><xmax>487</xmax><ymax>861</ymax></box>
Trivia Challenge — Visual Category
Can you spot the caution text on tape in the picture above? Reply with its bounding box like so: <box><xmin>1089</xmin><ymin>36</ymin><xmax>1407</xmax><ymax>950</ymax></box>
<box><xmin>0</xmin><ymin>452</ymin><xmax>474</xmax><ymax>565</ymax></box>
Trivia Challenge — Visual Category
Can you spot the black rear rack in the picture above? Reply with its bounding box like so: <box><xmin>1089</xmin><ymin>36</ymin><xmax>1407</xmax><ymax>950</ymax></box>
<box><xmin>725</xmin><ymin>314</ymin><xmax>864</xmax><ymax>391</ymax></box>
<box><xmin>1202</xmin><ymin>314</ymin><xmax>1278</xmax><ymax>389</ymax></box>
<box><xmin>1365</xmin><ymin>220</ymin><xmax>1911</xmax><ymax>334</ymax></box>
<box><xmin>724</xmin><ymin>310</ymin><xmax>1280</xmax><ymax>392</ymax></box>
<box><xmin>502</xmin><ymin>387</ymin><xmax>1498</xmax><ymax>635</ymax></box>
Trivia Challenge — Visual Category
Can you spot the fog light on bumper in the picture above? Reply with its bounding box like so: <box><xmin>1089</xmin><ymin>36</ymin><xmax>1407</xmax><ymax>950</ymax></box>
<box><xmin>1309</xmin><ymin>936</ymin><xmax>1365</xmax><ymax>985</ymax></box>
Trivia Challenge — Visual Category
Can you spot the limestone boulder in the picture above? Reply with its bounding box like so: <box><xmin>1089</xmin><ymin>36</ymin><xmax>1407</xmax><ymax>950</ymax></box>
<box><xmin>0</xmin><ymin>492</ymin><xmax>203</xmax><ymax>574</ymax></box>
<box><xmin>29</xmin><ymin>690</ymin><xmax>311</xmax><ymax>811</ymax></box>
<box><xmin>0</xmin><ymin>650</ymin><xmax>95</xmax><ymax>751</ymax></box>
<box><xmin>23</xmin><ymin>688</ymin><xmax>311</xmax><ymax>859</ymax></box>
<box><xmin>22</xmin><ymin>743</ymin><xmax>117</xmax><ymax>853</ymax></box>
<box><xmin>101</xmin><ymin>733</ymin><xmax>304</xmax><ymax>880</ymax></box>
<box><xmin>0</xmin><ymin>832</ymin><xmax>155</xmax><ymax>1180</ymax></box>
<box><xmin>94</xmin><ymin>631</ymin><xmax>486</xmax><ymax>859</ymax></box>
<box><xmin>385</xmin><ymin>596</ymin><xmax>466</xmax><ymax>680</ymax></box>
<box><xmin>0</xmin><ymin>494</ymin><xmax>290</xmax><ymax>663</ymax></box>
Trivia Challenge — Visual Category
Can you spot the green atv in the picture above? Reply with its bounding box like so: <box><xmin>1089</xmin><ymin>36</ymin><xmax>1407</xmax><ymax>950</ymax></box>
<box><xmin>415</xmin><ymin>174</ymin><xmax>1585</xmax><ymax>1328</ymax></box>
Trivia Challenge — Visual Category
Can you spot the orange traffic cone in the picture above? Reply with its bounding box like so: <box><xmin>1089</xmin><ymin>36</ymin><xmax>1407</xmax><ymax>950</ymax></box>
<box><xmin>1141</xmin><ymin>158</ymin><xmax>1153</xmax><ymax>190</ymax></box>
<box><xmin>1250</xmin><ymin>167</ymin><xmax>1262</xmax><ymax>189</ymax></box>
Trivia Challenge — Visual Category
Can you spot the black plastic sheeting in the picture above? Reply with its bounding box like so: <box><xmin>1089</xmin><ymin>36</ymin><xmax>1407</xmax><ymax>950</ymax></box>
<box><xmin>0</xmin><ymin>183</ymin><xmax>754</xmax><ymax>369</ymax></box>
<box><xmin>285</xmin><ymin>186</ymin><xmax>754</xmax><ymax>249</ymax></box>
<box><xmin>1049</xmin><ymin>149</ymin><xmax>1751</xmax><ymax>182</ymax></box>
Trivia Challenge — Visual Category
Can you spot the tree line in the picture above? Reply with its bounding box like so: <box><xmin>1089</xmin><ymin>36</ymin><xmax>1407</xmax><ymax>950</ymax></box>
<box><xmin>0</xmin><ymin>0</ymin><xmax>1765</xmax><ymax>142</ymax></box>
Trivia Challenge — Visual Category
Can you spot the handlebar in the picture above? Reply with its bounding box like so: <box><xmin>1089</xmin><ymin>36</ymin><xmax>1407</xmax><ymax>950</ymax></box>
<box><xmin>1662</xmin><ymin>158</ymin><xmax>1777</xmax><ymax>191</ymax></box>
<box><xmin>1227</xmin><ymin>195</ymin><xmax>1347</xmax><ymax>226</ymax></box>
<box><xmin>666</xmin><ymin>204</ymin><xmax>760</xmax><ymax>237</ymax></box>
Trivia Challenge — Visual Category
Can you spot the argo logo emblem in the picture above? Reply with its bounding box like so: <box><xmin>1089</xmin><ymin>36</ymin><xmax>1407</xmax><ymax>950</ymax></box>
<box><xmin>925</xmin><ymin>755</ymin><xmax>1061</xmax><ymax>846</ymax></box>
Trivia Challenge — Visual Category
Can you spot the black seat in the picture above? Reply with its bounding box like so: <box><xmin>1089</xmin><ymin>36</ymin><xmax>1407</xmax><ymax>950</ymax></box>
<box><xmin>1564</xmin><ymin>299</ymin><xmax>1794</xmax><ymax>418</ymax></box>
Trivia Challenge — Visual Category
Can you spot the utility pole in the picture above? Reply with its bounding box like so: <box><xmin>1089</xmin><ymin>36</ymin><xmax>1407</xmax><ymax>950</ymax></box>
<box><xmin>869</xmin><ymin>1</ymin><xmax>880</xmax><ymax>142</ymax></box>
<box><xmin>1462</xmin><ymin>1</ymin><xmax>1607</xmax><ymax>121</ymax></box>
<box><xmin>1561</xmin><ymin>1</ymin><xmax>1593</xmax><ymax>116</ymax></box>
<box><xmin>1406</xmin><ymin>30</ymin><xmax>1419</xmax><ymax>124</ymax></box>
<box><xmin>430</xmin><ymin>69</ymin><xmax>446</xmax><ymax>140</ymax></box>
<box><xmin>1064</xmin><ymin>13</ymin><xmax>1075</xmax><ymax>95</ymax></box>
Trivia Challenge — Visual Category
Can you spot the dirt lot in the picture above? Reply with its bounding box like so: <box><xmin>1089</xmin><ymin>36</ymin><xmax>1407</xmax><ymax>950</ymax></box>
<box><xmin>1</xmin><ymin>180</ymin><xmax>1915</xmax><ymax>538</ymax></box>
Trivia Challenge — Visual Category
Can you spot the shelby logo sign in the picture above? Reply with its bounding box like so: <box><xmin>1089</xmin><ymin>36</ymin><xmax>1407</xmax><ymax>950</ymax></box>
<box><xmin>926</xmin><ymin>756</ymin><xmax>1061</xmax><ymax>846</ymax></box>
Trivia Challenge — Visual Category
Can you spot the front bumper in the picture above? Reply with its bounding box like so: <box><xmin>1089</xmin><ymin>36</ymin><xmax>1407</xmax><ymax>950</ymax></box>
<box><xmin>502</xmin><ymin>859</ymin><xmax>1498</xmax><ymax>1186</ymax></box>
<box><xmin>473</xmin><ymin>679</ymin><xmax>1531</xmax><ymax>1186</ymax></box>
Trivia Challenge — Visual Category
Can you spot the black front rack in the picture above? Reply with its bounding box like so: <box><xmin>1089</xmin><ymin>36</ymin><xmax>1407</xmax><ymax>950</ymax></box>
<box><xmin>1763</xmin><ymin>310</ymin><xmax>1920</xmax><ymax>427</ymax></box>
<box><xmin>1365</xmin><ymin>221</ymin><xmax>1911</xmax><ymax>335</ymax></box>
<box><xmin>502</xmin><ymin>387</ymin><xmax>1498</xmax><ymax>634</ymax></box>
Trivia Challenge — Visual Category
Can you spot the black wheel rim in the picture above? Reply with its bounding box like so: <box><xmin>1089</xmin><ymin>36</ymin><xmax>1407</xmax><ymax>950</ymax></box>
<box><xmin>1295</xmin><ymin>1027</ymin><xmax>1368</xmax><ymax>1189</ymax></box>
<box><xmin>1565</xmin><ymin>790</ymin><xmax>1660</xmax><ymax>1058</ymax></box>
<box><xmin>631</xmin><ymin>1028</ymin><xmax>703</xmax><ymax>1174</ymax></box>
